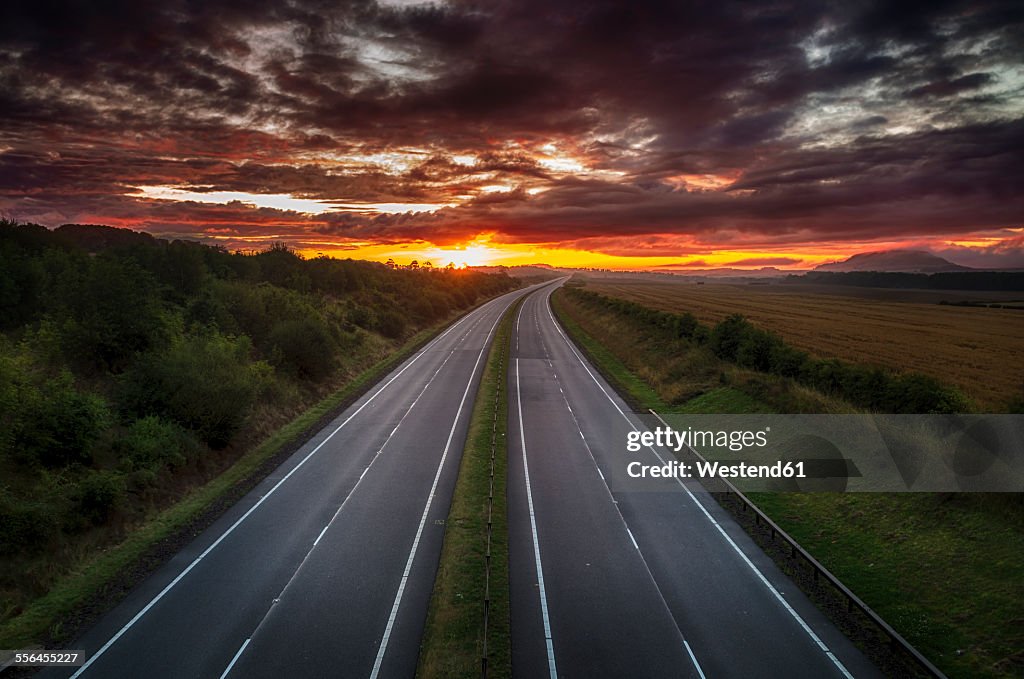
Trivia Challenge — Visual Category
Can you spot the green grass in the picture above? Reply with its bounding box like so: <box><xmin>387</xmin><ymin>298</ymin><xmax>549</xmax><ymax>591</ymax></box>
<box><xmin>674</xmin><ymin>386</ymin><xmax>772</xmax><ymax>414</ymax></box>
<box><xmin>549</xmin><ymin>286</ymin><xmax>1024</xmax><ymax>679</ymax></box>
<box><xmin>416</xmin><ymin>299</ymin><xmax>519</xmax><ymax>679</ymax></box>
<box><xmin>550</xmin><ymin>292</ymin><xmax>667</xmax><ymax>412</ymax></box>
<box><xmin>0</xmin><ymin>317</ymin><xmax>464</xmax><ymax>650</ymax></box>
<box><xmin>751</xmin><ymin>493</ymin><xmax>1024</xmax><ymax>678</ymax></box>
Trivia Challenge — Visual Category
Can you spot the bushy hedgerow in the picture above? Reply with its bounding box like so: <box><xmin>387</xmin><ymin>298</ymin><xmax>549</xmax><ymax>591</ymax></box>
<box><xmin>566</xmin><ymin>288</ymin><xmax>971</xmax><ymax>414</ymax></box>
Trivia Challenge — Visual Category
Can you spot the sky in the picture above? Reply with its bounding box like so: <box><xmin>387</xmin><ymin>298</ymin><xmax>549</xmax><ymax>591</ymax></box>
<box><xmin>1</xmin><ymin>0</ymin><xmax>1023</xmax><ymax>270</ymax></box>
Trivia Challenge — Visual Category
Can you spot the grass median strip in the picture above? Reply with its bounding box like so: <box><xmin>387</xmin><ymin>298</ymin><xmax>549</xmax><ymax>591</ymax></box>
<box><xmin>417</xmin><ymin>299</ymin><xmax>519</xmax><ymax>679</ymax></box>
<box><xmin>0</xmin><ymin>314</ymin><xmax>468</xmax><ymax>651</ymax></box>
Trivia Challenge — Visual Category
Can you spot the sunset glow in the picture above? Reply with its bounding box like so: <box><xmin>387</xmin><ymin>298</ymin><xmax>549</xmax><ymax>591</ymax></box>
<box><xmin>2</xmin><ymin>2</ymin><xmax>1022</xmax><ymax>270</ymax></box>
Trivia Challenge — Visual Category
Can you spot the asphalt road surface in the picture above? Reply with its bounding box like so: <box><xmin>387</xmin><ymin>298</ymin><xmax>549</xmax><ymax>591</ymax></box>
<box><xmin>47</xmin><ymin>278</ymin><xmax>880</xmax><ymax>679</ymax></box>
<box><xmin>47</xmin><ymin>284</ymin><xmax>536</xmax><ymax>679</ymax></box>
<box><xmin>507</xmin><ymin>283</ymin><xmax>882</xmax><ymax>679</ymax></box>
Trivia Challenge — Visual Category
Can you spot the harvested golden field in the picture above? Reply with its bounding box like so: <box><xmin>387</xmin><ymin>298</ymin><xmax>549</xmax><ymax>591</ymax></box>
<box><xmin>582</xmin><ymin>278</ymin><xmax>1024</xmax><ymax>409</ymax></box>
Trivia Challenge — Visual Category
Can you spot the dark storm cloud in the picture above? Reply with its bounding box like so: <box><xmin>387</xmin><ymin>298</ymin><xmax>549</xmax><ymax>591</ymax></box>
<box><xmin>0</xmin><ymin>0</ymin><xmax>1022</xmax><ymax>254</ymax></box>
<box><xmin>910</xmin><ymin>72</ymin><xmax>995</xmax><ymax>99</ymax></box>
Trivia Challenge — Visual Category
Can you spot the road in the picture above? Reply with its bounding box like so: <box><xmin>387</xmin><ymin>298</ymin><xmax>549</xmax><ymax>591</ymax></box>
<box><xmin>47</xmin><ymin>284</ymin><xmax>536</xmax><ymax>679</ymax></box>
<box><xmin>507</xmin><ymin>283</ymin><xmax>881</xmax><ymax>678</ymax></box>
<box><xmin>47</xmin><ymin>278</ymin><xmax>880</xmax><ymax>679</ymax></box>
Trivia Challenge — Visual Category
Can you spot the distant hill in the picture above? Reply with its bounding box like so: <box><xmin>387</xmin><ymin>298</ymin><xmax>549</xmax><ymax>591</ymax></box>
<box><xmin>815</xmin><ymin>249</ymin><xmax>970</xmax><ymax>273</ymax></box>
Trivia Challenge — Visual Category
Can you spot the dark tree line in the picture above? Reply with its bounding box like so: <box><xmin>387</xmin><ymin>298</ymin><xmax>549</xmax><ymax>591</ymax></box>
<box><xmin>0</xmin><ymin>221</ymin><xmax>516</xmax><ymax>554</ymax></box>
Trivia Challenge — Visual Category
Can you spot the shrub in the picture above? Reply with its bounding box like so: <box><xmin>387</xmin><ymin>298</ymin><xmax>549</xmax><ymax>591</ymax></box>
<box><xmin>672</xmin><ymin>312</ymin><xmax>700</xmax><ymax>340</ymax></box>
<box><xmin>268</xmin><ymin>316</ymin><xmax>335</xmax><ymax>380</ymax></box>
<box><xmin>0</xmin><ymin>495</ymin><xmax>58</xmax><ymax>554</ymax></box>
<box><xmin>768</xmin><ymin>342</ymin><xmax>808</xmax><ymax>377</ymax></box>
<box><xmin>76</xmin><ymin>470</ymin><xmax>125</xmax><ymax>524</ymax></box>
<box><xmin>120</xmin><ymin>332</ymin><xmax>269</xmax><ymax>448</ymax></box>
<box><xmin>376</xmin><ymin>310</ymin><xmax>407</xmax><ymax>339</ymax></box>
<box><xmin>14</xmin><ymin>372</ymin><xmax>108</xmax><ymax>467</ymax></box>
<box><xmin>119</xmin><ymin>416</ymin><xmax>196</xmax><ymax>473</ymax></box>
<box><xmin>347</xmin><ymin>305</ymin><xmax>373</xmax><ymax>329</ymax></box>
<box><xmin>709</xmin><ymin>314</ymin><xmax>752</xmax><ymax>362</ymax></box>
<box><xmin>885</xmin><ymin>373</ymin><xmax>971</xmax><ymax>414</ymax></box>
<box><xmin>735</xmin><ymin>329</ymin><xmax>776</xmax><ymax>373</ymax></box>
<box><xmin>802</xmin><ymin>358</ymin><xmax>845</xmax><ymax>395</ymax></box>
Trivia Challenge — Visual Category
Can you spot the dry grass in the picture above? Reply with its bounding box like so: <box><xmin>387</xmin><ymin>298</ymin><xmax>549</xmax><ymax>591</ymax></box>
<box><xmin>583</xmin><ymin>278</ymin><xmax>1024</xmax><ymax>409</ymax></box>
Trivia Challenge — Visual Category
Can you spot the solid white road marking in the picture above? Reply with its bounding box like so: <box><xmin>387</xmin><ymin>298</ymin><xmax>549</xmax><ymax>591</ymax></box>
<box><xmin>313</xmin><ymin>525</ymin><xmax>329</xmax><ymax>547</ymax></box>
<box><xmin>684</xmin><ymin>640</ymin><xmax>707</xmax><ymax>679</ymax></box>
<box><xmin>368</xmin><ymin>294</ymin><xmax>511</xmax><ymax>679</ymax></box>
<box><xmin>69</xmin><ymin>293</ymin><xmax>508</xmax><ymax>678</ymax></box>
<box><xmin>219</xmin><ymin>638</ymin><xmax>251</xmax><ymax>679</ymax></box>
<box><xmin>515</xmin><ymin>302</ymin><xmax>559</xmax><ymax>679</ymax></box>
<box><xmin>543</xmin><ymin>289</ymin><xmax>854</xmax><ymax>679</ymax></box>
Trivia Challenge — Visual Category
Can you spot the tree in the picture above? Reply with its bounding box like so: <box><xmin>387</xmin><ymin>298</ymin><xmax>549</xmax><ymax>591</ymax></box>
<box><xmin>268</xmin><ymin>316</ymin><xmax>335</xmax><ymax>380</ymax></box>
<box><xmin>120</xmin><ymin>332</ymin><xmax>268</xmax><ymax>448</ymax></box>
<box><xmin>50</xmin><ymin>255</ymin><xmax>167</xmax><ymax>372</ymax></box>
<box><xmin>709</xmin><ymin>314</ymin><xmax>751</xmax><ymax>362</ymax></box>
<box><xmin>12</xmin><ymin>371</ymin><xmax>108</xmax><ymax>467</ymax></box>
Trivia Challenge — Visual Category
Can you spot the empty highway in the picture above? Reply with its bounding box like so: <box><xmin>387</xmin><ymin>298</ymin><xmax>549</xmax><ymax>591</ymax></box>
<box><xmin>507</xmin><ymin>283</ymin><xmax>881</xmax><ymax>678</ymax></box>
<box><xmin>47</xmin><ymin>279</ymin><xmax>879</xmax><ymax>678</ymax></box>
<box><xmin>47</xmin><ymin>284</ymin><xmax>536</xmax><ymax>679</ymax></box>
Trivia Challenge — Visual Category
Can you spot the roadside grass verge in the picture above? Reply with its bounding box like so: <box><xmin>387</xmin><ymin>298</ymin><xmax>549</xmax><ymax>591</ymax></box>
<box><xmin>548</xmin><ymin>295</ymin><xmax>667</xmax><ymax>412</ymax></box>
<box><xmin>417</xmin><ymin>298</ymin><xmax>519</xmax><ymax>679</ymax></box>
<box><xmin>673</xmin><ymin>386</ymin><xmax>772</xmax><ymax>414</ymax></box>
<box><xmin>0</xmin><ymin>315</ymin><xmax>469</xmax><ymax>650</ymax></box>
<box><xmin>751</xmin><ymin>492</ymin><xmax>1024</xmax><ymax>678</ymax></box>
<box><xmin>550</xmin><ymin>287</ymin><xmax>1024</xmax><ymax>679</ymax></box>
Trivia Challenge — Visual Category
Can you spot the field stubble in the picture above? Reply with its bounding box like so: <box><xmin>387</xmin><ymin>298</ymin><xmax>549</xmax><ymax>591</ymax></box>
<box><xmin>583</xmin><ymin>278</ymin><xmax>1023</xmax><ymax>409</ymax></box>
